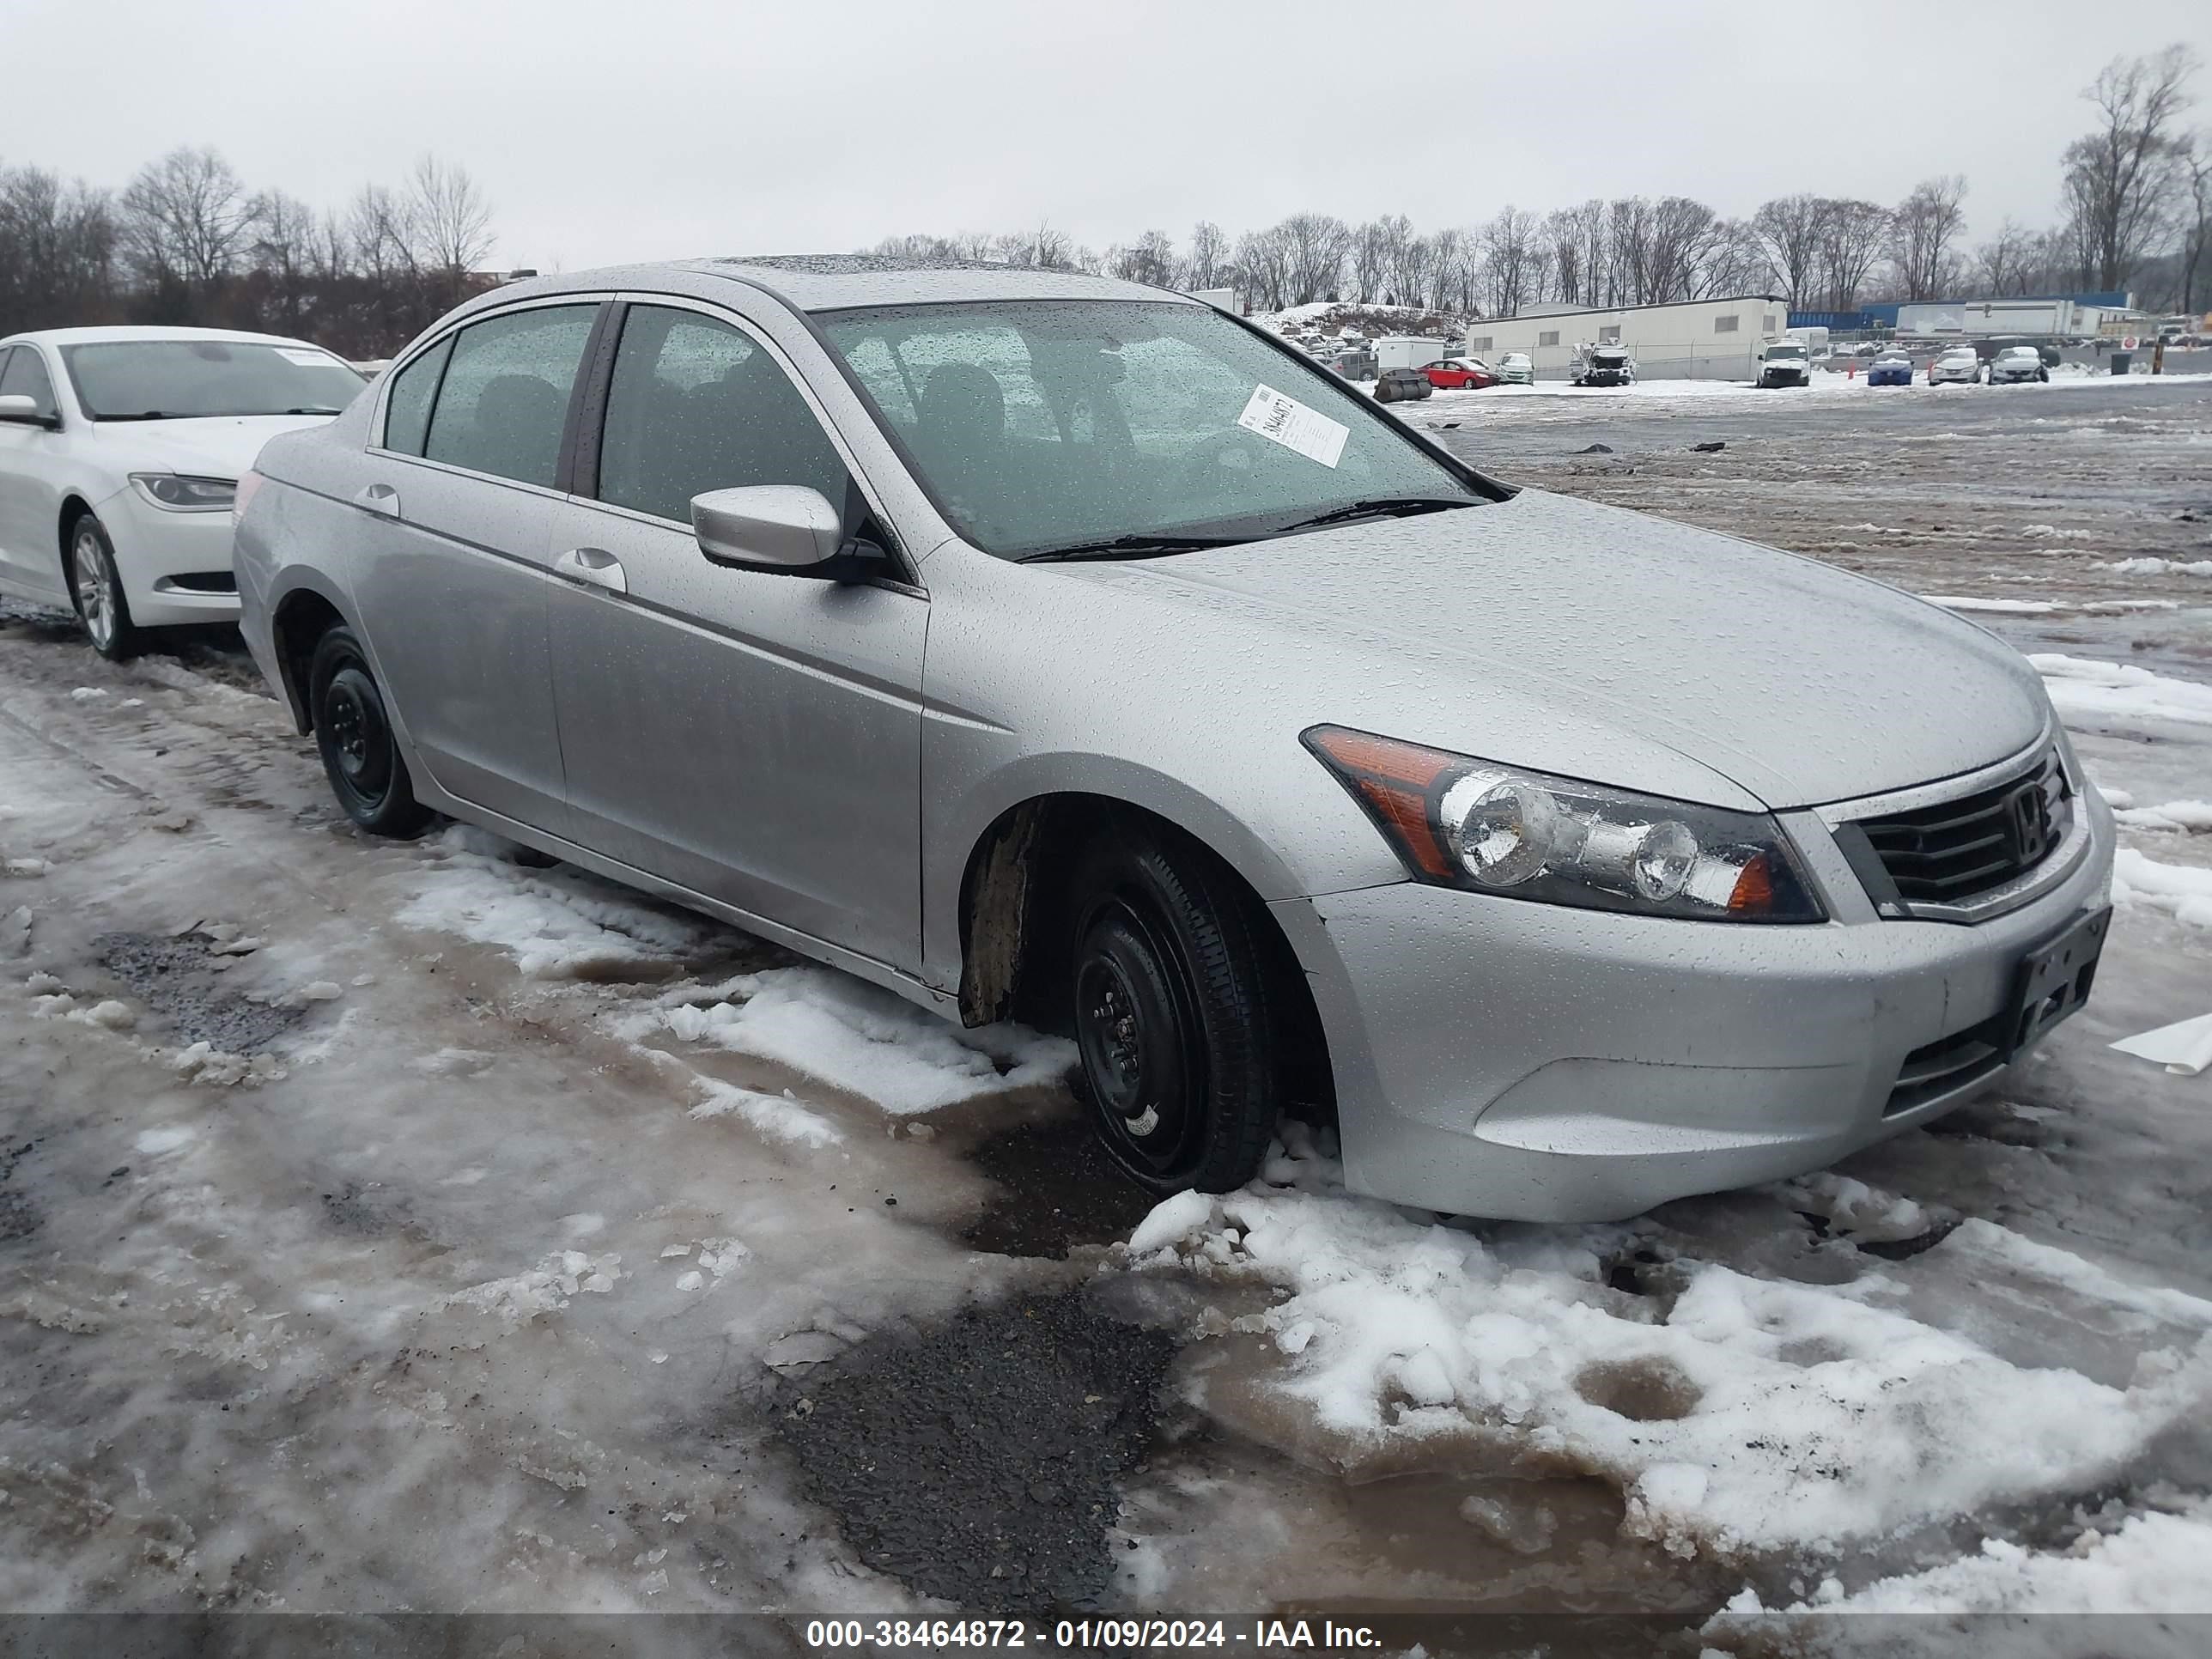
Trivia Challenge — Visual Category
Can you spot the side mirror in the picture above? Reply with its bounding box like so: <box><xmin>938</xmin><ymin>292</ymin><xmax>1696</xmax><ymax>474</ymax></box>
<box><xmin>0</xmin><ymin>394</ymin><xmax>57</xmax><ymax>429</ymax></box>
<box><xmin>690</xmin><ymin>485</ymin><xmax>890</xmax><ymax>583</ymax></box>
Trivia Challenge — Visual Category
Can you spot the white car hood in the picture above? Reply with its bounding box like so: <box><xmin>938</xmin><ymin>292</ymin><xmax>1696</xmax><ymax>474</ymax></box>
<box><xmin>88</xmin><ymin>414</ymin><xmax>333</xmax><ymax>482</ymax></box>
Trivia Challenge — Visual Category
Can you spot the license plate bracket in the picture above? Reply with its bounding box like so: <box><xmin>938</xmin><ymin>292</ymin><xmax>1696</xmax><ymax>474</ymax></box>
<box><xmin>2005</xmin><ymin>906</ymin><xmax>2110</xmax><ymax>1060</ymax></box>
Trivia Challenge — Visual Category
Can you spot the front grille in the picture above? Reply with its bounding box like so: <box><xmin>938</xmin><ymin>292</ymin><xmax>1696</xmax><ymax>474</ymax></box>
<box><xmin>1849</xmin><ymin>748</ymin><xmax>2072</xmax><ymax>908</ymax></box>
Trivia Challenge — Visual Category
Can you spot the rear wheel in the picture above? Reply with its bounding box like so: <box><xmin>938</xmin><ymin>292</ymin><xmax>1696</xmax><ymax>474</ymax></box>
<box><xmin>309</xmin><ymin>624</ymin><xmax>431</xmax><ymax>837</ymax></box>
<box><xmin>66</xmin><ymin>514</ymin><xmax>143</xmax><ymax>661</ymax></box>
<box><xmin>1066</xmin><ymin>826</ymin><xmax>1283</xmax><ymax>1196</ymax></box>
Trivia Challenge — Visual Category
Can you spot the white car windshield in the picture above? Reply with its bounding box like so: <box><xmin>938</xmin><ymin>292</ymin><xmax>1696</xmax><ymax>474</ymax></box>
<box><xmin>1767</xmin><ymin>344</ymin><xmax>1806</xmax><ymax>358</ymax></box>
<box><xmin>63</xmin><ymin>340</ymin><xmax>365</xmax><ymax>421</ymax></box>
<box><xmin>819</xmin><ymin>300</ymin><xmax>1489</xmax><ymax>559</ymax></box>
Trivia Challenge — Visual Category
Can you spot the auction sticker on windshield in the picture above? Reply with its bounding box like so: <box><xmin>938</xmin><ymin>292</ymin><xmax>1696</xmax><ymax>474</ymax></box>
<box><xmin>1236</xmin><ymin>384</ymin><xmax>1349</xmax><ymax>468</ymax></box>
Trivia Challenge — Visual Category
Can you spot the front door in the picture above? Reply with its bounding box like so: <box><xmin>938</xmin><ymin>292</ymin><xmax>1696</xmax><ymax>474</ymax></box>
<box><xmin>0</xmin><ymin>345</ymin><xmax>71</xmax><ymax>601</ymax></box>
<box><xmin>348</xmin><ymin>301</ymin><xmax>605</xmax><ymax>834</ymax></box>
<box><xmin>545</xmin><ymin>301</ymin><xmax>927</xmax><ymax>972</ymax></box>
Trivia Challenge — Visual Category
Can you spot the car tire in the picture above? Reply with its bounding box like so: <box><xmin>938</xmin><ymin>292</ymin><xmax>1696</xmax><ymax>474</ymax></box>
<box><xmin>65</xmin><ymin>513</ymin><xmax>143</xmax><ymax>662</ymax></box>
<box><xmin>308</xmin><ymin>624</ymin><xmax>432</xmax><ymax>838</ymax></box>
<box><xmin>1066</xmin><ymin>824</ymin><xmax>1284</xmax><ymax>1197</ymax></box>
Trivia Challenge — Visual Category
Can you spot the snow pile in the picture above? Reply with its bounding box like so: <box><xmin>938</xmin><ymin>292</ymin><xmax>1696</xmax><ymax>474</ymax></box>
<box><xmin>2112</xmin><ymin>799</ymin><xmax>2212</xmax><ymax>833</ymax></box>
<box><xmin>1711</xmin><ymin>1499</ymin><xmax>2212</xmax><ymax>1628</ymax></box>
<box><xmin>2111</xmin><ymin>848</ymin><xmax>2212</xmax><ymax>927</ymax></box>
<box><xmin>2018</xmin><ymin>525</ymin><xmax>2094</xmax><ymax>540</ymax></box>
<box><xmin>397</xmin><ymin>826</ymin><xmax>725</xmax><ymax>977</ymax></box>
<box><xmin>2031</xmin><ymin>655</ymin><xmax>2212</xmax><ymax>728</ymax></box>
<box><xmin>641</xmin><ymin>967</ymin><xmax>1073</xmax><ymax>1115</ymax></box>
<box><xmin>2100</xmin><ymin>557</ymin><xmax>2212</xmax><ymax>576</ymax></box>
<box><xmin>688</xmin><ymin>1076</ymin><xmax>842</xmax><ymax>1148</ymax></box>
<box><xmin>1122</xmin><ymin>1136</ymin><xmax>2212</xmax><ymax>1559</ymax></box>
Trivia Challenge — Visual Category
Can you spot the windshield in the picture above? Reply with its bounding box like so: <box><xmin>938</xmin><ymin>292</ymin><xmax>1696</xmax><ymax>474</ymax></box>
<box><xmin>1767</xmin><ymin>344</ymin><xmax>1806</xmax><ymax>359</ymax></box>
<box><xmin>62</xmin><ymin>339</ymin><xmax>364</xmax><ymax>420</ymax></box>
<box><xmin>817</xmin><ymin>300</ymin><xmax>1485</xmax><ymax>558</ymax></box>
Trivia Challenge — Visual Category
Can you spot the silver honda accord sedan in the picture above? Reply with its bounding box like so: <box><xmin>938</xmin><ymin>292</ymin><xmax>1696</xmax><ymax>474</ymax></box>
<box><xmin>233</xmin><ymin>256</ymin><xmax>2115</xmax><ymax>1223</ymax></box>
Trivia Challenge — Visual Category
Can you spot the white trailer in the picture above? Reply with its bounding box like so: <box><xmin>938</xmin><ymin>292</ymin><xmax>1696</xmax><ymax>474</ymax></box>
<box><xmin>1374</xmin><ymin>336</ymin><xmax>1448</xmax><ymax>371</ymax></box>
<box><xmin>1461</xmin><ymin>295</ymin><xmax>1787</xmax><ymax>382</ymax></box>
<box><xmin>1894</xmin><ymin>299</ymin><xmax>2088</xmax><ymax>337</ymax></box>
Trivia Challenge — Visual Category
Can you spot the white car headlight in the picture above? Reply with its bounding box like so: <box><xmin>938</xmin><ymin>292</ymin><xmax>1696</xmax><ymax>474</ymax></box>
<box><xmin>130</xmin><ymin>472</ymin><xmax>237</xmax><ymax>512</ymax></box>
<box><xmin>1306</xmin><ymin>725</ymin><xmax>1826</xmax><ymax>922</ymax></box>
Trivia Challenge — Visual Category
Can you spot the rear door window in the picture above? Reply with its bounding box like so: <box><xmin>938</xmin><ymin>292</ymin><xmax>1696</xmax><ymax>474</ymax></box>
<box><xmin>595</xmin><ymin>305</ymin><xmax>849</xmax><ymax>524</ymax></box>
<box><xmin>422</xmin><ymin>306</ymin><xmax>600</xmax><ymax>488</ymax></box>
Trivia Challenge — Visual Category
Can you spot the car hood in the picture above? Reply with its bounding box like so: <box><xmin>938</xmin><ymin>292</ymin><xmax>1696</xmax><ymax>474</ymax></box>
<box><xmin>1047</xmin><ymin>490</ymin><xmax>2049</xmax><ymax>811</ymax></box>
<box><xmin>87</xmin><ymin>414</ymin><xmax>334</xmax><ymax>481</ymax></box>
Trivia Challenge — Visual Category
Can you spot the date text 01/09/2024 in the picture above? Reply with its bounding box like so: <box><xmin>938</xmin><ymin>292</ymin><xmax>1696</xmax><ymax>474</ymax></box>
<box><xmin>802</xmin><ymin>1620</ymin><xmax>1383</xmax><ymax>1650</ymax></box>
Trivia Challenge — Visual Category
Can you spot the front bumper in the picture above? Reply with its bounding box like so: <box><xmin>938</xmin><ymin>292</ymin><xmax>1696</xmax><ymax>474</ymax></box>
<box><xmin>96</xmin><ymin>487</ymin><xmax>241</xmax><ymax>626</ymax></box>
<box><xmin>1272</xmin><ymin>787</ymin><xmax>2114</xmax><ymax>1222</ymax></box>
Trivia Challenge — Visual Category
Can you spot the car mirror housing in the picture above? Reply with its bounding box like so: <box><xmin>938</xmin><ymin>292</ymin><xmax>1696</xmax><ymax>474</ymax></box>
<box><xmin>691</xmin><ymin>486</ymin><xmax>847</xmax><ymax>574</ymax></box>
<box><xmin>0</xmin><ymin>393</ymin><xmax>57</xmax><ymax>428</ymax></box>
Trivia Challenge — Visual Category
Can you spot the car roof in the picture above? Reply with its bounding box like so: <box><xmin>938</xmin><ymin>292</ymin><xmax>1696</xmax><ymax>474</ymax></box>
<box><xmin>1</xmin><ymin>325</ymin><xmax>337</xmax><ymax>349</ymax></box>
<box><xmin>480</xmin><ymin>254</ymin><xmax>1194</xmax><ymax>316</ymax></box>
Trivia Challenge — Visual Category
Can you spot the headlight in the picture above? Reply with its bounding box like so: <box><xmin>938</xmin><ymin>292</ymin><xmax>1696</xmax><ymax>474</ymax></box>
<box><xmin>130</xmin><ymin>472</ymin><xmax>236</xmax><ymax>511</ymax></box>
<box><xmin>1304</xmin><ymin>725</ymin><xmax>1826</xmax><ymax>922</ymax></box>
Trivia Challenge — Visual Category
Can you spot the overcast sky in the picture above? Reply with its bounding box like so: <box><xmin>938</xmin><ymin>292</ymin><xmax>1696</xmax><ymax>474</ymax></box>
<box><xmin>3</xmin><ymin>0</ymin><xmax>2204</xmax><ymax>272</ymax></box>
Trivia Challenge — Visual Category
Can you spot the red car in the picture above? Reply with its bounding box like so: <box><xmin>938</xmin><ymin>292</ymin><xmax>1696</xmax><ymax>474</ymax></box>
<box><xmin>1420</xmin><ymin>358</ymin><xmax>1498</xmax><ymax>390</ymax></box>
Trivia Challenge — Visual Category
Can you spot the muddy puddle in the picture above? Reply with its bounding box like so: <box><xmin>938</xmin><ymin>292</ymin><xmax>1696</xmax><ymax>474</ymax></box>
<box><xmin>957</xmin><ymin>1107</ymin><xmax>1157</xmax><ymax>1259</ymax></box>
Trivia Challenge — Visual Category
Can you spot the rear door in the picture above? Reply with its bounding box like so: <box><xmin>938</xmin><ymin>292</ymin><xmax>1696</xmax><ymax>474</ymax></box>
<box><xmin>544</xmin><ymin>298</ymin><xmax>927</xmax><ymax>970</ymax></box>
<box><xmin>0</xmin><ymin>345</ymin><xmax>71</xmax><ymax>600</ymax></box>
<box><xmin>349</xmin><ymin>299</ymin><xmax>607</xmax><ymax>835</ymax></box>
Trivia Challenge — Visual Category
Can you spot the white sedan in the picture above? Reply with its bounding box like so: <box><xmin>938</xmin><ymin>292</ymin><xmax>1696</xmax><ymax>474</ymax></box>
<box><xmin>0</xmin><ymin>326</ymin><xmax>363</xmax><ymax>659</ymax></box>
<box><xmin>1927</xmin><ymin>347</ymin><xmax>1984</xmax><ymax>386</ymax></box>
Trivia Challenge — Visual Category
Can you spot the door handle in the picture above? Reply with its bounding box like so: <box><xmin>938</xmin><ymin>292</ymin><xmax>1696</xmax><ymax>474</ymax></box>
<box><xmin>554</xmin><ymin>546</ymin><xmax>628</xmax><ymax>595</ymax></box>
<box><xmin>354</xmin><ymin>483</ymin><xmax>401</xmax><ymax>517</ymax></box>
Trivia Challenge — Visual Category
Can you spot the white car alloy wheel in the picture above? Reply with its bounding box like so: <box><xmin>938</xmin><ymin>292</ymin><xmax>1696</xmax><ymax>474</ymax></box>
<box><xmin>69</xmin><ymin>516</ymin><xmax>138</xmax><ymax>660</ymax></box>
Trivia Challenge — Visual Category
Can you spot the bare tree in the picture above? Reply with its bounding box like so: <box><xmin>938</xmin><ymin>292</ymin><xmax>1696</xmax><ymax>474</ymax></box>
<box><xmin>248</xmin><ymin>190</ymin><xmax>323</xmax><ymax>333</ymax></box>
<box><xmin>1350</xmin><ymin>218</ymin><xmax>1391</xmax><ymax>303</ymax></box>
<box><xmin>1751</xmin><ymin>194</ymin><xmax>1829</xmax><ymax>301</ymax></box>
<box><xmin>0</xmin><ymin>165</ymin><xmax>117</xmax><ymax>331</ymax></box>
<box><xmin>408</xmin><ymin>156</ymin><xmax>495</xmax><ymax>296</ymax></box>
<box><xmin>1235</xmin><ymin>225</ymin><xmax>1290</xmax><ymax>311</ymax></box>
<box><xmin>2180</xmin><ymin>138</ymin><xmax>2211</xmax><ymax>313</ymax></box>
<box><xmin>118</xmin><ymin>146</ymin><xmax>256</xmax><ymax>293</ymax></box>
<box><xmin>1182</xmin><ymin>221</ymin><xmax>1228</xmax><ymax>290</ymax></box>
<box><xmin>1970</xmin><ymin>219</ymin><xmax>2043</xmax><ymax>296</ymax></box>
<box><xmin>994</xmin><ymin>222</ymin><xmax>1073</xmax><ymax>270</ymax></box>
<box><xmin>1814</xmin><ymin>199</ymin><xmax>1889</xmax><ymax>311</ymax></box>
<box><xmin>1887</xmin><ymin>175</ymin><xmax>1970</xmax><ymax>300</ymax></box>
<box><xmin>2061</xmin><ymin>45</ymin><xmax>2200</xmax><ymax>290</ymax></box>
<box><xmin>1276</xmin><ymin>213</ymin><xmax>1351</xmax><ymax>305</ymax></box>
<box><xmin>1476</xmin><ymin>207</ymin><xmax>1542</xmax><ymax>316</ymax></box>
<box><xmin>1107</xmin><ymin>228</ymin><xmax>1176</xmax><ymax>288</ymax></box>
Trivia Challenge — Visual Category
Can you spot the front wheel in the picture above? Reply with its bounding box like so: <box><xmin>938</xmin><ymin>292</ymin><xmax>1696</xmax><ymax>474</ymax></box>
<box><xmin>1066</xmin><ymin>827</ymin><xmax>1285</xmax><ymax>1196</ymax></box>
<box><xmin>68</xmin><ymin>514</ymin><xmax>143</xmax><ymax>661</ymax></box>
<box><xmin>309</xmin><ymin>624</ymin><xmax>431</xmax><ymax>837</ymax></box>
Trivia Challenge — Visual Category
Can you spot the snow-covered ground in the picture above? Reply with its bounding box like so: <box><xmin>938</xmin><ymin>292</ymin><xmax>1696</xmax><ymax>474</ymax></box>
<box><xmin>1</xmin><ymin>381</ymin><xmax>2209</xmax><ymax>1640</ymax></box>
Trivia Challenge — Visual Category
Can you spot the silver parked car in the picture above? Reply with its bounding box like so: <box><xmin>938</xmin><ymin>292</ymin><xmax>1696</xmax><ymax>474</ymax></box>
<box><xmin>234</xmin><ymin>257</ymin><xmax>2115</xmax><ymax>1223</ymax></box>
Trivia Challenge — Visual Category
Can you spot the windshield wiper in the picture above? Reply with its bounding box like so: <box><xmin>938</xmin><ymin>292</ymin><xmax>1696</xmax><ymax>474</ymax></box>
<box><xmin>1273</xmin><ymin>496</ymin><xmax>1477</xmax><ymax>535</ymax></box>
<box><xmin>284</xmin><ymin>405</ymin><xmax>343</xmax><ymax>416</ymax></box>
<box><xmin>1018</xmin><ymin>532</ymin><xmax>1249</xmax><ymax>564</ymax></box>
<box><xmin>94</xmin><ymin>411</ymin><xmax>177</xmax><ymax>422</ymax></box>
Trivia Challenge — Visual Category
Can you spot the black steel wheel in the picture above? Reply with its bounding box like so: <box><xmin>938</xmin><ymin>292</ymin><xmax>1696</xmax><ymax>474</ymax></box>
<box><xmin>1067</xmin><ymin>827</ymin><xmax>1282</xmax><ymax>1195</ymax></box>
<box><xmin>309</xmin><ymin>624</ymin><xmax>430</xmax><ymax>837</ymax></box>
